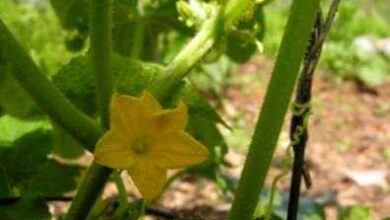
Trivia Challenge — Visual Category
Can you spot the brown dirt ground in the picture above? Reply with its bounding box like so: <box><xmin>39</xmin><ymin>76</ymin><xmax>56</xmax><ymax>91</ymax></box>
<box><xmin>154</xmin><ymin>56</ymin><xmax>390</xmax><ymax>220</ymax></box>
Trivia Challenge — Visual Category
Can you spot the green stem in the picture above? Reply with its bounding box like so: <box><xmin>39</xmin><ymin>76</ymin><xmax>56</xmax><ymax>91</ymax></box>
<box><xmin>151</xmin><ymin>17</ymin><xmax>218</xmax><ymax>101</ymax></box>
<box><xmin>65</xmin><ymin>163</ymin><xmax>112</xmax><ymax>220</ymax></box>
<box><xmin>0</xmin><ymin>20</ymin><xmax>102</xmax><ymax>151</ymax></box>
<box><xmin>265</xmin><ymin>170</ymin><xmax>288</xmax><ymax>220</ymax></box>
<box><xmin>112</xmin><ymin>172</ymin><xmax>129</xmax><ymax>219</ymax></box>
<box><xmin>89</xmin><ymin>0</ymin><xmax>113</xmax><ymax>129</ymax></box>
<box><xmin>152</xmin><ymin>0</ymin><xmax>252</xmax><ymax>101</ymax></box>
<box><xmin>227</xmin><ymin>0</ymin><xmax>319</xmax><ymax>219</ymax></box>
<box><xmin>130</xmin><ymin>17</ymin><xmax>145</xmax><ymax>59</ymax></box>
<box><xmin>66</xmin><ymin>1</ymin><xmax>113</xmax><ymax>219</ymax></box>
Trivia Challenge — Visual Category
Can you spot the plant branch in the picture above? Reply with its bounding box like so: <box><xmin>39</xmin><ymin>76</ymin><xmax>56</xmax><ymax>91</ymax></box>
<box><xmin>227</xmin><ymin>0</ymin><xmax>320</xmax><ymax>219</ymax></box>
<box><xmin>152</xmin><ymin>0</ymin><xmax>252</xmax><ymax>101</ymax></box>
<box><xmin>65</xmin><ymin>163</ymin><xmax>112</xmax><ymax>220</ymax></box>
<box><xmin>89</xmin><ymin>0</ymin><xmax>113</xmax><ymax>129</ymax></box>
<box><xmin>0</xmin><ymin>20</ymin><xmax>102</xmax><ymax>151</ymax></box>
<box><xmin>286</xmin><ymin>12</ymin><xmax>323</xmax><ymax>220</ymax></box>
<box><xmin>287</xmin><ymin>1</ymin><xmax>341</xmax><ymax>219</ymax></box>
<box><xmin>66</xmin><ymin>0</ymin><xmax>114</xmax><ymax>219</ymax></box>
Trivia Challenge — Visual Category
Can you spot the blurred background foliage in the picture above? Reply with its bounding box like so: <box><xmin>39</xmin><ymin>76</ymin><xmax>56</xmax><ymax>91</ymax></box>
<box><xmin>1</xmin><ymin>0</ymin><xmax>389</xmax><ymax>86</ymax></box>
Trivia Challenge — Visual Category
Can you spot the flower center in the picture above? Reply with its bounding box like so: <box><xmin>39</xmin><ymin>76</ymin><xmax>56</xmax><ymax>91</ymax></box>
<box><xmin>132</xmin><ymin>138</ymin><xmax>149</xmax><ymax>154</ymax></box>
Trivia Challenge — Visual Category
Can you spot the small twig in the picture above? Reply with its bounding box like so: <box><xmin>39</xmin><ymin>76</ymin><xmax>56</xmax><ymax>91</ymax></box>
<box><xmin>286</xmin><ymin>1</ymin><xmax>341</xmax><ymax>220</ymax></box>
<box><xmin>0</xmin><ymin>196</ymin><xmax>179</xmax><ymax>219</ymax></box>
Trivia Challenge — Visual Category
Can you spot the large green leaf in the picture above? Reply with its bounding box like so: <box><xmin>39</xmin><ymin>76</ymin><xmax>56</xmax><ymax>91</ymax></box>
<box><xmin>50</xmin><ymin>0</ymin><xmax>89</xmax><ymax>32</ymax></box>
<box><xmin>0</xmin><ymin>115</ymin><xmax>50</xmax><ymax>145</ymax></box>
<box><xmin>53</xmin><ymin>54</ymin><xmax>163</xmax><ymax>116</ymax></box>
<box><xmin>51</xmin><ymin>122</ymin><xmax>85</xmax><ymax>159</ymax></box>
<box><xmin>0</xmin><ymin>129</ymin><xmax>53</xmax><ymax>186</ymax></box>
<box><xmin>0</xmin><ymin>69</ymin><xmax>34</xmax><ymax>117</ymax></box>
<box><xmin>0</xmin><ymin>195</ymin><xmax>50</xmax><ymax>220</ymax></box>
<box><xmin>20</xmin><ymin>160</ymin><xmax>84</xmax><ymax>196</ymax></box>
<box><xmin>180</xmin><ymin>85</ymin><xmax>227</xmax><ymax>127</ymax></box>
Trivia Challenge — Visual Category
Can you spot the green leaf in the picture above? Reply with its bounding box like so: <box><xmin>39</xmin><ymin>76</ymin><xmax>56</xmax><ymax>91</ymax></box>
<box><xmin>0</xmin><ymin>129</ymin><xmax>53</xmax><ymax>186</ymax></box>
<box><xmin>0</xmin><ymin>70</ymin><xmax>34</xmax><ymax>117</ymax></box>
<box><xmin>0</xmin><ymin>195</ymin><xmax>50</xmax><ymax>220</ymax></box>
<box><xmin>52</xmin><ymin>122</ymin><xmax>85</xmax><ymax>159</ymax></box>
<box><xmin>0</xmin><ymin>115</ymin><xmax>50</xmax><ymax>144</ymax></box>
<box><xmin>20</xmin><ymin>160</ymin><xmax>84</xmax><ymax>196</ymax></box>
<box><xmin>188</xmin><ymin>115</ymin><xmax>227</xmax><ymax>156</ymax></box>
<box><xmin>338</xmin><ymin>205</ymin><xmax>373</xmax><ymax>220</ymax></box>
<box><xmin>52</xmin><ymin>56</ymin><xmax>97</xmax><ymax>115</ymax></box>
<box><xmin>180</xmin><ymin>85</ymin><xmax>228</xmax><ymax>127</ymax></box>
<box><xmin>50</xmin><ymin>0</ymin><xmax>89</xmax><ymax>33</ymax></box>
<box><xmin>53</xmin><ymin>54</ymin><xmax>163</xmax><ymax>116</ymax></box>
<box><xmin>0</xmin><ymin>166</ymin><xmax>11</xmax><ymax>197</ymax></box>
<box><xmin>113</xmin><ymin>54</ymin><xmax>163</xmax><ymax>95</ymax></box>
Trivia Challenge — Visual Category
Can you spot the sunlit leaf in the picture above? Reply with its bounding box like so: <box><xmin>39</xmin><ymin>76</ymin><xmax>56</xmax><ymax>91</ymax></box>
<box><xmin>53</xmin><ymin>54</ymin><xmax>163</xmax><ymax>116</ymax></box>
<box><xmin>0</xmin><ymin>115</ymin><xmax>50</xmax><ymax>144</ymax></box>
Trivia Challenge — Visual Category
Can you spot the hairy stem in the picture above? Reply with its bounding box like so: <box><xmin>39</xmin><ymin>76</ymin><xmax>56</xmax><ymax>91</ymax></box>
<box><xmin>152</xmin><ymin>0</ymin><xmax>252</xmax><ymax>101</ymax></box>
<box><xmin>130</xmin><ymin>17</ymin><xmax>145</xmax><ymax>59</ymax></box>
<box><xmin>89</xmin><ymin>0</ymin><xmax>113</xmax><ymax>129</ymax></box>
<box><xmin>0</xmin><ymin>20</ymin><xmax>102</xmax><ymax>151</ymax></box>
<box><xmin>227</xmin><ymin>0</ymin><xmax>319</xmax><ymax>219</ymax></box>
<box><xmin>112</xmin><ymin>172</ymin><xmax>129</xmax><ymax>219</ymax></box>
<box><xmin>66</xmin><ymin>1</ymin><xmax>113</xmax><ymax>219</ymax></box>
<box><xmin>151</xmin><ymin>17</ymin><xmax>218</xmax><ymax>101</ymax></box>
<box><xmin>65</xmin><ymin>164</ymin><xmax>112</xmax><ymax>220</ymax></box>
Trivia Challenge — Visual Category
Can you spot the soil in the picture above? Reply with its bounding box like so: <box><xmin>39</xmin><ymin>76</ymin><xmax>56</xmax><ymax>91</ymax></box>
<box><xmin>155</xmin><ymin>56</ymin><xmax>390</xmax><ymax>220</ymax></box>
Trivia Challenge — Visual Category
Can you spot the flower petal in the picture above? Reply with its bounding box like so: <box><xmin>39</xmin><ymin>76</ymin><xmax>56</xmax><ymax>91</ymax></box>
<box><xmin>94</xmin><ymin>128</ymin><xmax>137</xmax><ymax>169</ymax></box>
<box><xmin>149</xmin><ymin>131</ymin><xmax>209</xmax><ymax>169</ymax></box>
<box><xmin>140</xmin><ymin>91</ymin><xmax>162</xmax><ymax>114</ymax></box>
<box><xmin>151</xmin><ymin>101</ymin><xmax>187</xmax><ymax>133</ymax></box>
<box><xmin>109</xmin><ymin>93</ymin><xmax>140</xmax><ymax>135</ymax></box>
<box><xmin>127</xmin><ymin>160</ymin><xmax>167</xmax><ymax>202</ymax></box>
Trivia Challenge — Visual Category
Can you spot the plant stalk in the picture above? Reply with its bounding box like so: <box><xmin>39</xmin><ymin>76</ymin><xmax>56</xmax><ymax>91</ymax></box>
<box><xmin>287</xmin><ymin>1</ymin><xmax>341</xmax><ymax>219</ymax></box>
<box><xmin>0</xmin><ymin>20</ymin><xmax>102</xmax><ymax>151</ymax></box>
<box><xmin>89</xmin><ymin>0</ymin><xmax>113</xmax><ymax>129</ymax></box>
<box><xmin>227</xmin><ymin>0</ymin><xmax>319</xmax><ymax>219</ymax></box>
<box><xmin>66</xmin><ymin>0</ymin><xmax>113</xmax><ymax>219</ymax></box>
<box><xmin>65</xmin><ymin>164</ymin><xmax>112</xmax><ymax>220</ymax></box>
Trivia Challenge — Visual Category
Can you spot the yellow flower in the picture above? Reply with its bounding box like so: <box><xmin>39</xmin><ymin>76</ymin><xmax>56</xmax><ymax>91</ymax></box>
<box><xmin>94</xmin><ymin>91</ymin><xmax>209</xmax><ymax>201</ymax></box>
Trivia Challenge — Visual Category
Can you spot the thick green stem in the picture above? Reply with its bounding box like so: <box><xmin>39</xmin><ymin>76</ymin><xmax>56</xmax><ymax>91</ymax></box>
<box><xmin>89</xmin><ymin>0</ymin><xmax>113</xmax><ymax>128</ymax></box>
<box><xmin>227</xmin><ymin>0</ymin><xmax>319</xmax><ymax>219</ymax></box>
<box><xmin>112</xmin><ymin>172</ymin><xmax>129</xmax><ymax>219</ymax></box>
<box><xmin>0</xmin><ymin>20</ymin><xmax>102</xmax><ymax>151</ymax></box>
<box><xmin>152</xmin><ymin>0</ymin><xmax>252</xmax><ymax>101</ymax></box>
<box><xmin>65</xmin><ymin>164</ymin><xmax>112</xmax><ymax>220</ymax></box>
<box><xmin>66</xmin><ymin>1</ymin><xmax>113</xmax><ymax>219</ymax></box>
<box><xmin>130</xmin><ymin>18</ymin><xmax>145</xmax><ymax>59</ymax></box>
<box><xmin>152</xmin><ymin>17</ymin><xmax>218</xmax><ymax>101</ymax></box>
